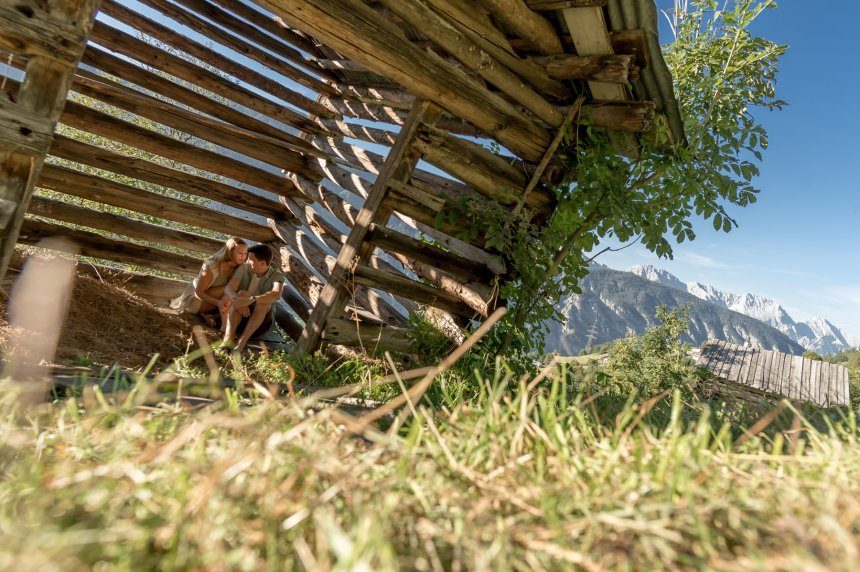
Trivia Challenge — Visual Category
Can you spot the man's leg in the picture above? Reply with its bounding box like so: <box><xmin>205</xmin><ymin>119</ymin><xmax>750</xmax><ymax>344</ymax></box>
<box><xmin>222</xmin><ymin>290</ymin><xmax>249</xmax><ymax>348</ymax></box>
<box><xmin>235</xmin><ymin>302</ymin><xmax>273</xmax><ymax>351</ymax></box>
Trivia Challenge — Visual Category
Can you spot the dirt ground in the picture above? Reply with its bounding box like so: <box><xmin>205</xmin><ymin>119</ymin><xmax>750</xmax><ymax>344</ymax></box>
<box><xmin>0</xmin><ymin>263</ymin><xmax>214</xmax><ymax>370</ymax></box>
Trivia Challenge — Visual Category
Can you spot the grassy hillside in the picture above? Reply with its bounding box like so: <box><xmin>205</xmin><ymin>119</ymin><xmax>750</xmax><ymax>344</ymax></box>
<box><xmin>1</xmin><ymin>344</ymin><xmax>858</xmax><ymax>570</ymax></box>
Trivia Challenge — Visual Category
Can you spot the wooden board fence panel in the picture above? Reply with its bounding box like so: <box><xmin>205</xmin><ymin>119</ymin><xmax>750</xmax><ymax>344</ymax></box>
<box><xmin>697</xmin><ymin>340</ymin><xmax>850</xmax><ymax>407</ymax></box>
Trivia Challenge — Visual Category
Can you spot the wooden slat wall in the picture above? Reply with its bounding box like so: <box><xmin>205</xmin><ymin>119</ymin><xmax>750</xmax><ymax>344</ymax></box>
<box><xmin>697</xmin><ymin>340</ymin><xmax>850</xmax><ymax>408</ymax></box>
<box><xmin>0</xmin><ymin>0</ymin><xmax>668</xmax><ymax>350</ymax></box>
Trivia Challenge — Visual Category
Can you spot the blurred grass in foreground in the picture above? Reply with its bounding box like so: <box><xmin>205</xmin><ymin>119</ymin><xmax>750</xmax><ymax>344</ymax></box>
<box><xmin>1</xmin><ymin>355</ymin><xmax>858</xmax><ymax>572</ymax></box>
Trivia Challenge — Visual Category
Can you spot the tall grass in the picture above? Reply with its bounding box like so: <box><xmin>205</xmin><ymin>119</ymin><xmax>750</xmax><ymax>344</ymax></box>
<box><xmin>1</xmin><ymin>359</ymin><xmax>858</xmax><ymax>571</ymax></box>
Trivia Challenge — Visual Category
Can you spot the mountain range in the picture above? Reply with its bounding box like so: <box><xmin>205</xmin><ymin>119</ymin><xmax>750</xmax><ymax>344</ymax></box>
<box><xmin>628</xmin><ymin>265</ymin><xmax>859</xmax><ymax>355</ymax></box>
<box><xmin>544</xmin><ymin>266</ymin><xmax>805</xmax><ymax>356</ymax></box>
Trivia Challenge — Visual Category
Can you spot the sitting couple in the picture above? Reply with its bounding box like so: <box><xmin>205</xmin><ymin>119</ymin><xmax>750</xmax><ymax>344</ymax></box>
<box><xmin>171</xmin><ymin>237</ymin><xmax>285</xmax><ymax>352</ymax></box>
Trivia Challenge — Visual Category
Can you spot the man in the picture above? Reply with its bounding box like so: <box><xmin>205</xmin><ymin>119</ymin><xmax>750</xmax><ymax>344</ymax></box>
<box><xmin>222</xmin><ymin>244</ymin><xmax>284</xmax><ymax>352</ymax></box>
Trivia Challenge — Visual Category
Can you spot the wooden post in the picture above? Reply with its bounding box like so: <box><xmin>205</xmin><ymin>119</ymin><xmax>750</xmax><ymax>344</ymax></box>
<box><xmin>0</xmin><ymin>0</ymin><xmax>101</xmax><ymax>280</ymax></box>
<box><xmin>296</xmin><ymin>100</ymin><xmax>442</xmax><ymax>353</ymax></box>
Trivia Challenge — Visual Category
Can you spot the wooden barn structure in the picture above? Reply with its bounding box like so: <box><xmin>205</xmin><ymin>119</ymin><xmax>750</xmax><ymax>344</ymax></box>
<box><xmin>0</xmin><ymin>0</ymin><xmax>683</xmax><ymax>353</ymax></box>
<box><xmin>697</xmin><ymin>340</ymin><xmax>851</xmax><ymax>408</ymax></box>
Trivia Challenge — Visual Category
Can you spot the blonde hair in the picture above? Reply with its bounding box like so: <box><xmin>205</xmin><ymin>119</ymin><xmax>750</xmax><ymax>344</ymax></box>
<box><xmin>206</xmin><ymin>237</ymin><xmax>248</xmax><ymax>265</ymax></box>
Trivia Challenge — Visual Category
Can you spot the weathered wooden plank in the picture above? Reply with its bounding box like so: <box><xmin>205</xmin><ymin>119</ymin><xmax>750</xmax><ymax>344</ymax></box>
<box><xmin>746</xmin><ymin>349</ymin><xmax>761</xmax><ymax>388</ymax></box>
<box><xmin>761</xmin><ymin>350</ymin><xmax>777</xmax><ymax>392</ymax></box>
<box><xmin>809</xmin><ymin>359</ymin><xmax>821</xmax><ymax>406</ymax></box>
<box><xmin>28</xmin><ymin>196</ymin><xmax>223</xmax><ymax>255</ymax></box>
<box><xmin>0</xmin><ymin>95</ymin><xmax>55</xmax><ymax>155</ymax></box>
<box><xmin>256</xmin><ymin>0</ymin><xmax>551</xmax><ymax>162</ymax></box>
<box><xmin>171</xmin><ymin>0</ymin><xmax>337</xmax><ymax>84</ymax></box>
<box><xmin>715</xmin><ymin>341</ymin><xmax>733</xmax><ymax>380</ymax></box>
<box><xmin>833</xmin><ymin>363</ymin><xmax>846</xmax><ymax>407</ymax></box>
<box><xmin>353</xmin><ymin>264</ymin><xmax>475</xmax><ymax>319</ymax></box>
<box><xmin>526</xmin><ymin>1</ymin><xmax>606</xmax><ymax>8</ymax></box>
<box><xmin>49</xmin><ymin>136</ymin><xmax>291</xmax><ymax>222</ymax></box>
<box><xmin>296</xmin><ymin>101</ymin><xmax>441</xmax><ymax>352</ymax></box>
<box><xmin>80</xmin><ymin>45</ymin><xmax>318</xmax><ymax>155</ymax></box>
<box><xmin>68</xmin><ymin>73</ymin><xmax>313</xmax><ymax>174</ymax></box>
<box><xmin>560</xmin><ymin>5</ymin><xmax>626</xmax><ymax>101</ymax></box>
<box><xmin>790</xmin><ymin>355</ymin><xmax>804</xmax><ymax>401</ymax></box>
<box><xmin>532</xmin><ymin>53</ymin><xmax>637</xmax><ymax>83</ymax></box>
<box><xmin>737</xmin><ymin>348</ymin><xmax>753</xmax><ymax>386</ymax></box>
<box><xmin>89</xmin><ymin>18</ymin><xmax>327</xmax><ymax>132</ymax></box>
<box><xmin>0</xmin><ymin>2</ymin><xmax>87</xmax><ymax>64</ymax></box>
<box><xmin>37</xmin><ymin>164</ymin><xmax>276</xmax><ymax>243</ymax></box>
<box><xmin>57</xmin><ymin>98</ymin><xmax>308</xmax><ymax>196</ymax></box>
<box><xmin>18</xmin><ymin>218</ymin><xmax>200</xmax><ymax>276</ymax></box>
<box><xmin>0</xmin><ymin>0</ymin><xmax>101</xmax><ymax>280</ymax></box>
<box><xmin>323</xmin><ymin>318</ymin><xmax>415</xmax><ymax>353</ymax></box>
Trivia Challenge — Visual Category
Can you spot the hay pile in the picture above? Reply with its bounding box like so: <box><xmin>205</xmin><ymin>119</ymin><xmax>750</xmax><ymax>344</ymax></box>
<box><xmin>1</xmin><ymin>267</ymin><xmax>210</xmax><ymax>369</ymax></box>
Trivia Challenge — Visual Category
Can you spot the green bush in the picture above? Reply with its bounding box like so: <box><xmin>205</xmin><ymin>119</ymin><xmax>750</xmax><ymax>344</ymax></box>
<box><xmin>603</xmin><ymin>306</ymin><xmax>696</xmax><ymax>397</ymax></box>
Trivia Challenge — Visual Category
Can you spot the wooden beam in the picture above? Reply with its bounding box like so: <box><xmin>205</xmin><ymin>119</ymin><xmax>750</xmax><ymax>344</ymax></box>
<box><xmin>0</xmin><ymin>2</ymin><xmax>88</xmax><ymax>65</ymax></box>
<box><xmin>298</xmin><ymin>162</ymin><xmax>505</xmax><ymax>273</ymax></box>
<box><xmin>323</xmin><ymin>318</ymin><xmax>415</xmax><ymax>353</ymax></box>
<box><xmin>367</xmin><ymin>223</ymin><xmax>494</xmax><ymax>283</ymax></box>
<box><xmin>353</xmin><ymin>264</ymin><xmax>476</xmax><ymax>318</ymax></box>
<box><xmin>56</xmin><ymin>97</ymin><xmax>310</xmax><ymax>196</ymax></box>
<box><xmin>18</xmin><ymin>218</ymin><xmax>200</xmax><ymax>276</ymax></box>
<box><xmin>296</xmin><ymin>100</ymin><xmax>441</xmax><ymax>352</ymax></box>
<box><xmin>561</xmin><ymin>6</ymin><xmax>626</xmax><ymax>101</ymax></box>
<box><xmin>318</xmin><ymin>97</ymin><xmax>483</xmax><ymax>137</ymax></box>
<box><xmin>526</xmin><ymin>0</ymin><xmax>606</xmax><ymax>9</ymax></box>
<box><xmin>68</xmin><ymin>73</ymin><xmax>311</xmax><ymax>175</ymax></box>
<box><xmin>476</xmin><ymin>0</ymin><xmax>563</xmax><ymax>55</ymax></box>
<box><xmin>330</xmin><ymin>84</ymin><xmax>416</xmax><ymax>109</ymax></box>
<box><xmin>90</xmin><ymin>18</ymin><xmax>329</xmax><ymax>132</ymax></box>
<box><xmin>81</xmin><ymin>45</ymin><xmax>318</xmax><ymax>155</ymax></box>
<box><xmin>49</xmin><ymin>135</ymin><xmax>291</xmax><ymax>222</ymax></box>
<box><xmin>28</xmin><ymin>196</ymin><xmax>223</xmax><ymax>255</ymax></box>
<box><xmin>37</xmin><ymin>164</ymin><xmax>277</xmax><ymax>243</ymax></box>
<box><xmin>532</xmin><ymin>53</ymin><xmax>638</xmax><ymax>83</ymax></box>
<box><xmin>0</xmin><ymin>95</ymin><xmax>55</xmax><ymax>156</ymax></box>
<box><xmin>378</xmin><ymin>0</ymin><xmax>563</xmax><ymax>127</ymax></box>
<box><xmin>133</xmin><ymin>0</ymin><xmax>335</xmax><ymax>99</ymax></box>
<box><xmin>585</xmin><ymin>101</ymin><xmax>655</xmax><ymax>132</ymax></box>
<box><xmin>172</xmin><ymin>0</ymin><xmax>336</xmax><ymax>82</ymax></box>
<box><xmin>255</xmin><ymin>0</ymin><xmax>551</xmax><ymax>162</ymax></box>
<box><xmin>281</xmin><ymin>197</ymin><xmax>421</xmax><ymax>315</ymax></box>
<box><xmin>424</xmin><ymin>0</ymin><xmax>569</xmax><ymax>100</ymax></box>
<box><xmin>269</xmin><ymin>220</ymin><xmax>409</xmax><ymax>327</ymax></box>
<box><xmin>274</xmin><ymin>303</ymin><xmax>304</xmax><ymax>341</ymax></box>
<box><xmin>205</xmin><ymin>0</ymin><xmax>322</xmax><ymax>56</ymax></box>
<box><xmin>0</xmin><ymin>0</ymin><xmax>100</xmax><ymax>280</ymax></box>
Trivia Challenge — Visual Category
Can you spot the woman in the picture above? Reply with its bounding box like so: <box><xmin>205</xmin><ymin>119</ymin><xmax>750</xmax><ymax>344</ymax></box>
<box><xmin>170</xmin><ymin>237</ymin><xmax>248</xmax><ymax>327</ymax></box>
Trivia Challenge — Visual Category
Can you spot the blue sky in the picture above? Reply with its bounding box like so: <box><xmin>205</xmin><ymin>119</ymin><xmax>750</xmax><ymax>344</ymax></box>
<box><xmin>597</xmin><ymin>1</ymin><xmax>860</xmax><ymax>334</ymax></box>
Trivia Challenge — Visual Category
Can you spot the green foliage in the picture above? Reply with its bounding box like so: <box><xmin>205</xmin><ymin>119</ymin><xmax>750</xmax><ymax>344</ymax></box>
<box><xmin>443</xmin><ymin>0</ymin><xmax>786</xmax><ymax>354</ymax></box>
<box><xmin>603</xmin><ymin>306</ymin><xmax>696</xmax><ymax>397</ymax></box>
<box><xmin>827</xmin><ymin>349</ymin><xmax>860</xmax><ymax>410</ymax></box>
<box><xmin>803</xmin><ymin>350</ymin><xmax>823</xmax><ymax>361</ymax></box>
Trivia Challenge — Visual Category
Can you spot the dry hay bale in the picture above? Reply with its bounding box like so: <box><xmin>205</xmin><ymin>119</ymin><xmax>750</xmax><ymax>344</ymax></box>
<box><xmin>1</xmin><ymin>265</ymin><xmax>214</xmax><ymax>369</ymax></box>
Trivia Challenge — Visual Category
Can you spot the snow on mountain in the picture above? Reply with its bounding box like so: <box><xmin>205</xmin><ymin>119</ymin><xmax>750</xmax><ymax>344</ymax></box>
<box><xmin>627</xmin><ymin>265</ymin><xmax>859</xmax><ymax>355</ymax></box>
<box><xmin>629</xmin><ymin>264</ymin><xmax>686</xmax><ymax>290</ymax></box>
